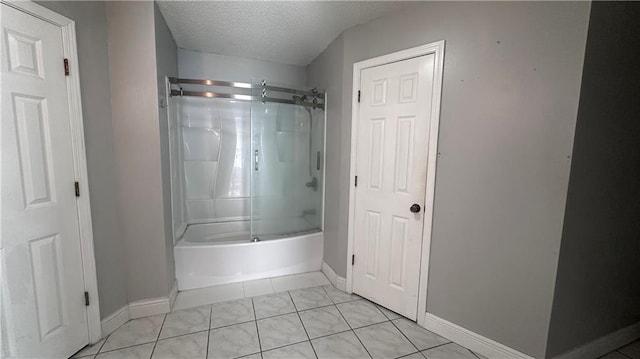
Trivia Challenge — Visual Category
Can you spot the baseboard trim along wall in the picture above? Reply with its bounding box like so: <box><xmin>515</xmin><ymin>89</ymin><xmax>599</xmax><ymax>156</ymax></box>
<box><xmin>101</xmin><ymin>293</ymin><xmax>175</xmax><ymax>336</ymax></box>
<box><xmin>128</xmin><ymin>297</ymin><xmax>171</xmax><ymax>319</ymax></box>
<box><xmin>100</xmin><ymin>305</ymin><xmax>129</xmax><ymax>336</ymax></box>
<box><xmin>423</xmin><ymin>313</ymin><xmax>535</xmax><ymax>359</ymax></box>
<box><xmin>321</xmin><ymin>260</ymin><xmax>347</xmax><ymax>291</ymax></box>
<box><xmin>553</xmin><ymin>321</ymin><xmax>640</xmax><ymax>359</ymax></box>
<box><xmin>335</xmin><ymin>276</ymin><xmax>347</xmax><ymax>291</ymax></box>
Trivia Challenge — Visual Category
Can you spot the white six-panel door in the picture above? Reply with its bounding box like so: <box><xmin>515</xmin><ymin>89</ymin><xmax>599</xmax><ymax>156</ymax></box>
<box><xmin>1</xmin><ymin>4</ymin><xmax>89</xmax><ymax>357</ymax></box>
<box><xmin>352</xmin><ymin>54</ymin><xmax>435</xmax><ymax>319</ymax></box>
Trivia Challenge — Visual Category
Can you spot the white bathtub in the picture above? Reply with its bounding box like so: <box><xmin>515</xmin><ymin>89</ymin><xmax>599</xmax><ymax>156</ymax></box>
<box><xmin>174</xmin><ymin>221</ymin><xmax>324</xmax><ymax>290</ymax></box>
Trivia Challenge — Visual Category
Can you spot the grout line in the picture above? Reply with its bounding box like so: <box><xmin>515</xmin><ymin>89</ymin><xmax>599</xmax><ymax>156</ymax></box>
<box><xmin>351</xmin><ymin>319</ymin><xmax>391</xmax><ymax>331</ymax></box>
<box><xmin>615</xmin><ymin>350</ymin><xmax>634</xmax><ymax>359</ymax></box>
<box><xmin>321</xmin><ymin>283</ymin><xmax>361</xmax><ymax>305</ymax></box>
<box><xmin>421</xmin><ymin>341</ymin><xmax>451</xmax><ymax>353</ymax></box>
<box><xmin>148</xmin><ymin>314</ymin><xmax>168</xmax><ymax>359</ymax></box>
<box><xmin>255</xmin><ymin>310</ymin><xmax>298</xmax><ymax>321</ymax></box>
<box><xmin>210</xmin><ymin>319</ymin><xmax>256</xmax><ymax>331</ymax></box>
<box><xmin>297</xmin><ymin>303</ymin><xmax>339</xmax><ymax>315</ymax></box>
<box><xmin>205</xmin><ymin>304</ymin><xmax>213</xmax><ymax>359</ymax></box>
<box><xmin>96</xmin><ymin>337</ymin><xmax>108</xmax><ymax>353</ymax></box>
<box><xmin>287</xmin><ymin>290</ymin><xmax>299</xmax><ymax>312</ymax></box>
<box><xmin>158</xmin><ymin>328</ymin><xmax>210</xmax><ymax>342</ymax></box>
<box><xmin>261</xmin><ymin>339</ymin><xmax>311</xmax><ymax>355</ymax></box>
<box><xmin>251</xmin><ymin>297</ymin><xmax>263</xmax><ymax>353</ymax></box>
<box><xmin>396</xmin><ymin>351</ymin><xmax>422</xmax><ymax>359</ymax></box>
<box><xmin>96</xmin><ymin>342</ymin><xmax>157</xmax><ymax>355</ymax></box>
<box><xmin>351</xmin><ymin>329</ymin><xmax>374</xmax><ymax>359</ymax></box>
<box><xmin>389</xmin><ymin>318</ymin><xmax>421</xmax><ymax>354</ymax></box>
<box><xmin>287</xmin><ymin>291</ymin><xmax>318</xmax><ymax>359</ymax></box>
<box><xmin>86</xmin><ymin>335</ymin><xmax>108</xmax><ymax>357</ymax></box>
<box><xmin>308</xmin><ymin>328</ymin><xmax>352</xmax><ymax>342</ymax></box>
<box><xmin>332</xmin><ymin>300</ymin><xmax>374</xmax><ymax>359</ymax></box>
<box><xmin>334</xmin><ymin>301</ymin><xmax>389</xmax><ymax>331</ymax></box>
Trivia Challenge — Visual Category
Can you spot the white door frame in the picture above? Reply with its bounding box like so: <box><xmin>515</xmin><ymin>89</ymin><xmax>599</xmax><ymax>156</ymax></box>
<box><xmin>1</xmin><ymin>0</ymin><xmax>102</xmax><ymax>344</ymax></box>
<box><xmin>346</xmin><ymin>41</ymin><xmax>445</xmax><ymax>326</ymax></box>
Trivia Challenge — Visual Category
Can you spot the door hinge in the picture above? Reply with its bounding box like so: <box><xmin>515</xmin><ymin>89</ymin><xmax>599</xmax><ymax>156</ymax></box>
<box><xmin>64</xmin><ymin>58</ymin><xmax>69</xmax><ymax>76</ymax></box>
<box><xmin>84</xmin><ymin>291</ymin><xmax>90</xmax><ymax>306</ymax></box>
<box><xmin>352</xmin><ymin>254</ymin><xmax>355</xmax><ymax>265</ymax></box>
<box><xmin>354</xmin><ymin>176</ymin><xmax>358</xmax><ymax>187</ymax></box>
<box><xmin>74</xmin><ymin>181</ymin><xmax>80</xmax><ymax>197</ymax></box>
<box><xmin>357</xmin><ymin>90</ymin><xmax>361</xmax><ymax>103</ymax></box>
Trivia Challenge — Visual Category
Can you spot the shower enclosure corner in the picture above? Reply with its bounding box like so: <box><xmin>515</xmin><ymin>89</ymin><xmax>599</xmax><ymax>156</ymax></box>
<box><xmin>167</xmin><ymin>77</ymin><xmax>325</xmax><ymax>244</ymax></box>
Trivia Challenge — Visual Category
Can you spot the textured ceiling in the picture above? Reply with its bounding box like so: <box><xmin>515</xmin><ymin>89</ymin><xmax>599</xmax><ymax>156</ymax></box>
<box><xmin>157</xmin><ymin>1</ymin><xmax>409</xmax><ymax>66</ymax></box>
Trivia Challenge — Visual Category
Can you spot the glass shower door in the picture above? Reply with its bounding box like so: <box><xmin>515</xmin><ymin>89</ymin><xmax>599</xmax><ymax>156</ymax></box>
<box><xmin>250</xmin><ymin>93</ymin><xmax>324</xmax><ymax>240</ymax></box>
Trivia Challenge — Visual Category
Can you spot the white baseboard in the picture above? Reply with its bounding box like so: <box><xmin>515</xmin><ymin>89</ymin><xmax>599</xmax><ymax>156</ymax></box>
<box><xmin>101</xmin><ymin>305</ymin><xmax>129</xmax><ymax>336</ymax></box>
<box><xmin>128</xmin><ymin>296</ymin><xmax>171</xmax><ymax>319</ymax></box>
<box><xmin>335</xmin><ymin>276</ymin><xmax>347</xmax><ymax>291</ymax></box>
<box><xmin>423</xmin><ymin>313</ymin><xmax>534</xmax><ymax>359</ymax></box>
<box><xmin>554</xmin><ymin>320</ymin><xmax>640</xmax><ymax>359</ymax></box>
<box><xmin>322</xmin><ymin>260</ymin><xmax>347</xmax><ymax>291</ymax></box>
<box><xmin>101</xmin><ymin>292</ymin><xmax>175</xmax><ymax>337</ymax></box>
<box><xmin>321</xmin><ymin>260</ymin><xmax>337</xmax><ymax>286</ymax></box>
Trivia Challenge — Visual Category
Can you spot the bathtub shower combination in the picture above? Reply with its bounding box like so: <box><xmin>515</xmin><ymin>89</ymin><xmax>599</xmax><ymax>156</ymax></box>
<box><xmin>167</xmin><ymin>78</ymin><xmax>325</xmax><ymax>290</ymax></box>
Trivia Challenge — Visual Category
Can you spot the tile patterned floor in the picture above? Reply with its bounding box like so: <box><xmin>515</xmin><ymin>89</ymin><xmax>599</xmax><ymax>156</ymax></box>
<box><xmin>602</xmin><ymin>340</ymin><xmax>640</xmax><ymax>359</ymax></box>
<box><xmin>73</xmin><ymin>272</ymin><xmax>640</xmax><ymax>359</ymax></box>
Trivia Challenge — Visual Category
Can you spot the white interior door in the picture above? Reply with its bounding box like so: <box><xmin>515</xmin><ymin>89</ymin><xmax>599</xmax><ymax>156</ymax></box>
<box><xmin>352</xmin><ymin>54</ymin><xmax>435</xmax><ymax>319</ymax></box>
<box><xmin>1</xmin><ymin>4</ymin><xmax>89</xmax><ymax>358</ymax></box>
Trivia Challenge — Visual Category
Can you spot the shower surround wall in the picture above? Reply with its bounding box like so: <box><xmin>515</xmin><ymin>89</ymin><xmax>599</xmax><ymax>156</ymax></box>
<box><xmin>180</xmin><ymin>98</ymin><xmax>251</xmax><ymax>225</ymax></box>
<box><xmin>170</xmin><ymin>95</ymin><xmax>325</xmax><ymax>236</ymax></box>
<box><xmin>170</xmin><ymin>50</ymin><xmax>309</xmax><ymax>238</ymax></box>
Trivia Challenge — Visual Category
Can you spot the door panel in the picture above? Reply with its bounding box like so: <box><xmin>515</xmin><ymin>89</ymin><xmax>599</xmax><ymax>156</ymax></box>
<box><xmin>1</xmin><ymin>4</ymin><xmax>89</xmax><ymax>358</ymax></box>
<box><xmin>353</xmin><ymin>54</ymin><xmax>435</xmax><ymax>319</ymax></box>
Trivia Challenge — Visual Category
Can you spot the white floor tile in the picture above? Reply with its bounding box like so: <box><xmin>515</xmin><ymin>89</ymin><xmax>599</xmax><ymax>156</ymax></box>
<box><xmin>620</xmin><ymin>340</ymin><xmax>640</xmax><ymax>359</ymax></box>
<box><xmin>159</xmin><ymin>305</ymin><xmax>211</xmax><ymax>339</ymax></box>
<box><xmin>90</xmin><ymin>272</ymin><xmax>640</xmax><ymax>359</ymax></box>
<box><xmin>152</xmin><ymin>331</ymin><xmax>208</xmax><ymax>359</ymax></box>
<box><xmin>173</xmin><ymin>282</ymin><xmax>244</xmax><ymax>310</ymax></box>
<box><xmin>253</xmin><ymin>292</ymin><xmax>296</xmax><ymax>319</ymax></box>
<box><xmin>101</xmin><ymin>314</ymin><xmax>165</xmax><ymax>352</ymax></box>
<box><xmin>243</xmin><ymin>278</ymin><xmax>274</xmax><ymax>297</ymax></box>
<box><xmin>271</xmin><ymin>272</ymin><xmax>330</xmax><ymax>292</ymax></box>
<box><xmin>336</xmin><ymin>300</ymin><xmax>386</xmax><ymax>328</ymax></box>
<box><xmin>262</xmin><ymin>341</ymin><xmax>316</xmax><ymax>359</ymax></box>
<box><xmin>257</xmin><ymin>313</ymin><xmax>308</xmax><ymax>351</ymax></box>
<box><xmin>421</xmin><ymin>343</ymin><xmax>477</xmax><ymax>359</ymax></box>
<box><xmin>96</xmin><ymin>343</ymin><xmax>154</xmax><ymax>359</ymax></box>
<box><xmin>392</xmin><ymin>318</ymin><xmax>449</xmax><ymax>350</ymax></box>
<box><xmin>210</xmin><ymin>298</ymin><xmax>255</xmax><ymax>329</ymax></box>
<box><xmin>208</xmin><ymin>321</ymin><xmax>260</xmax><ymax>359</ymax></box>
<box><xmin>311</xmin><ymin>331</ymin><xmax>369</xmax><ymax>359</ymax></box>
<box><xmin>354</xmin><ymin>322</ymin><xmax>416</xmax><ymax>359</ymax></box>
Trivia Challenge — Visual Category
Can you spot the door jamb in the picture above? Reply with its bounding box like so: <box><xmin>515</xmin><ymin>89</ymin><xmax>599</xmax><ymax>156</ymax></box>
<box><xmin>346</xmin><ymin>41</ymin><xmax>445</xmax><ymax>326</ymax></box>
<box><xmin>1</xmin><ymin>0</ymin><xmax>102</xmax><ymax>344</ymax></box>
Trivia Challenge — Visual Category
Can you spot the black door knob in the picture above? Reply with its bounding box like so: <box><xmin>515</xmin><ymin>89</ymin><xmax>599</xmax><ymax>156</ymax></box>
<box><xmin>410</xmin><ymin>204</ymin><xmax>421</xmax><ymax>213</ymax></box>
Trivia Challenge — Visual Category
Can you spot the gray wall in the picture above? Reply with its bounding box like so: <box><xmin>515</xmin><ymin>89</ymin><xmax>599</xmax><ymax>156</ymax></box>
<box><xmin>154</xmin><ymin>2</ymin><xmax>178</xmax><ymax>294</ymax></box>
<box><xmin>306</xmin><ymin>34</ymin><xmax>345</xmax><ymax>275</ymax></box>
<box><xmin>35</xmin><ymin>1</ymin><xmax>128</xmax><ymax>320</ymax></box>
<box><xmin>105</xmin><ymin>1</ymin><xmax>172</xmax><ymax>302</ymax></box>
<box><xmin>178</xmin><ymin>49</ymin><xmax>307</xmax><ymax>86</ymax></box>
<box><xmin>546</xmin><ymin>2</ymin><xmax>640</xmax><ymax>357</ymax></box>
<box><xmin>308</xmin><ymin>2</ymin><xmax>590</xmax><ymax>357</ymax></box>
